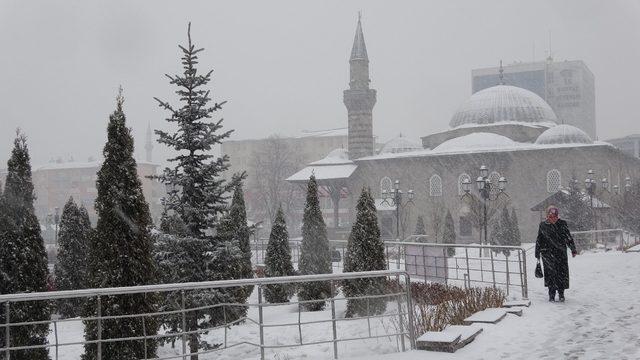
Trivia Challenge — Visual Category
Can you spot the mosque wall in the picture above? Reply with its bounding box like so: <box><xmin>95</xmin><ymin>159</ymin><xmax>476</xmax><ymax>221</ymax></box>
<box><xmin>347</xmin><ymin>145</ymin><xmax>640</xmax><ymax>245</ymax></box>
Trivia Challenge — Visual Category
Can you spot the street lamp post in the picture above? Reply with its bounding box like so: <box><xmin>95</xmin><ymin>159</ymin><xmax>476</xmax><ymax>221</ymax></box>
<box><xmin>461</xmin><ymin>165</ymin><xmax>508</xmax><ymax>256</ymax></box>
<box><xmin>585</xmin><ymin>170</ymin><xmax>612</xmax><ymax>244</ymax></box>
<box><xmin>381</xmin><ymin>180</ymin><xmax>415</xmax><ymax>241</ymax></box>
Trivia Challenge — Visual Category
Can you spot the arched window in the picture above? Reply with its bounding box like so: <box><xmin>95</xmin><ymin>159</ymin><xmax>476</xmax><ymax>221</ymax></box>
<box><xmin>547</xmin><ymin>169</ymin><xmax>562</xmax><ymax>193</ymax></box>
<box><xmin>380</xmin><ymin>176</ymin><xmax>393</xmax><ymax>197</ymax></box>
<box><xmin>458</xmin><ymin>173</ymin><xmax>471</xmax><ymax>195</ymax></box>
<box><xmin>429</xmin><ymin>174</ymin><xmax>443</xmax><ymax>197</ymax></box>
<box><xmin>489</xmin><ymin>171</ymin><xmax>501</xmax><ymax>197</ymax></box>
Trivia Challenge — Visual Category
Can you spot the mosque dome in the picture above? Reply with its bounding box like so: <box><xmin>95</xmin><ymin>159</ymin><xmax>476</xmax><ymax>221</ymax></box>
<box><xmin>535</xmin><ymin>124</ymin><xmax>593</xmax><ymax>145</ymax></box>
<box><xmin>379</xmin><ymin>135</ymin><xmax>422</xmax><ymax>154</ymax></box>
<box><xmin>433</xmin><ymin>132</ymin><xmax>520</xmax><ymax>153</ymax></box>
<box><xmin>450</xmin><ymin>85</ymin><xmax>558</xmax><ymax>128</ymax></box>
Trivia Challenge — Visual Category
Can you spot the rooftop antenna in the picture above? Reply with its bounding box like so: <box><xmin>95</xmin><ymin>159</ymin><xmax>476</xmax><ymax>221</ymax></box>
<box><xmin>498</xmin><ymin>60</ymin><xmax>505</xmax><ymax>85</ymax></box>
<box><xmin>547</xmin><ymin>30</ymin><xmax>553</xmax><ymax>62</ymax></box>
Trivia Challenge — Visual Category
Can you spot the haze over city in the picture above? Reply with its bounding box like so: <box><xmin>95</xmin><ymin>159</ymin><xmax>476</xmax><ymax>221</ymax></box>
<box><xmin>2</xmin><ymin>0</ymin><xmax>640</xmax><ymax>166</ymax></box>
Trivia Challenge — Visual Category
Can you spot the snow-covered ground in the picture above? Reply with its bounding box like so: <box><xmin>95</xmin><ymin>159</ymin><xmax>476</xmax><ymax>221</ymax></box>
<box><xmin>361</xmin><ymin>250</ymin><xmax>640</xmax><ymax>360</ymax></box>
<box><xmin>47</xmin><ymin>248</ymin><xmax>640</xmax><ymax>359</ymax></box>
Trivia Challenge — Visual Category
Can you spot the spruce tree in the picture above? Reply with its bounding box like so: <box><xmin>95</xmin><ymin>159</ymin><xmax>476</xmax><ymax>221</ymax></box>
<box><xmin>343</xmin><ymin>188</ymin><xmax>387</xmax><ymax>317</ymax></box>
<box><xmin>298</xmin><ymin>175</ymin><xmax>332</xmax><ymax>311</ymax></box>
<box><xmin>0</xmin><ymin>132</ymin><xmax>50</xmax><ymax>360</ymax></box>
<box><xmin>264</xmin><ymin>206</ymin><xmax>295</xmax><ymax>303</ymax></box>
<box><xmin>82</xmin><ymin>91</ymin><xmax>158</xmax><ymax>360</ymax></box>
<box><xmin>213</xmin><ymin>183</ymin><xmax>254</xmax><ymax>323</ymax></box>
<box><xmin>54</xmin><ymin>197</ymin><xmax>90</xmax><ymax>318</ymax></box>
<box><xmin>151</xmin><ymin>24</ymin><xmax>244</xmax><ymax>357</ymax></box>
<box><xmin>154</xmin><ymin>23</ymin><xmax>239</xmax><ymax>238</ymax></box>
<box><xmin>442</xmin><ymin>210</ymin><xmax>456</xmax><ymax>257</ymax></box>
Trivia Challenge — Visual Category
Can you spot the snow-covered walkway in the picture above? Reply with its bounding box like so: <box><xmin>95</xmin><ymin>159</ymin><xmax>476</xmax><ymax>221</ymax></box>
<box><xmin>363</xmin><ymin>250</ymin><xmax>640</xmax><ymax>360</ymax></box>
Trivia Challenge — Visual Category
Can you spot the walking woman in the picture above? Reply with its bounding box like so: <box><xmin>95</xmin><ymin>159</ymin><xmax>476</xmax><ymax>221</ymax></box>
<box><xmin>535</xmin><ymin>206</ymin><xmax>578</xmax><ymax>302</ymax></box>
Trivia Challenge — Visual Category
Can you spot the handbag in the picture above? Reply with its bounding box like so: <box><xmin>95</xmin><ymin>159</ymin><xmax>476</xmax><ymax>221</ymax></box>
<box><xmin>535</xmin><ymin>260</ymin><xmax>543</xmax><ymax>278</ymax></box>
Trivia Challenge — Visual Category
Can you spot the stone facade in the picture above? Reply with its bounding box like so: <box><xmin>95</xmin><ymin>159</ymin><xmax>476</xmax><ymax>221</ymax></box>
<box><xmin>346</xmin><ymin>145</ymin><xmax>640</xmax><ymax>243</ymax></box>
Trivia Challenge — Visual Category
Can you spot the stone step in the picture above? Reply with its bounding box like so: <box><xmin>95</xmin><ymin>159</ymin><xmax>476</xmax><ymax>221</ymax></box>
<box><xmin>503</xmin><ymin>299</ymin><xmax>531</xmax><ymax>308</ymax></box>
<box><xmin>416</xmin><ymin>324</ymin><xmax>483</xmax><ymax>353</ymax></box>
<box><xmin>502</xmin><ymin>306</ymin><xmax>524</xmax><ymax>316</ymax></box>
<box><xmin>463</xmin><ymin>308</ymin><xmax>507</xmax><ymax>325</ymax></box>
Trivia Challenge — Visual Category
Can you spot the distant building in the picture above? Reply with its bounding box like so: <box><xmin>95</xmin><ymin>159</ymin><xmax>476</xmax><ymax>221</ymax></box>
<box><xmin>2</xmin><ymin>160</ymin><xmax>165</xmax><ymax>231</ymax></box>
<box><xmin>472</xmin><ymin>59</ymin><xmax>596</xmax><ymax>138</ymax></box>
<box><xmin>605</xmin><ymin>134</ymin><xmax>640</xmax><ymax>158</ymax></box>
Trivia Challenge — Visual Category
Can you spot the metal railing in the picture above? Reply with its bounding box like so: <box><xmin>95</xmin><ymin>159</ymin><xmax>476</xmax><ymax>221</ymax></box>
<box><xmin>572</xmin><ymin>228</ymin><xmax>640</xmax><ymax>251</ymax></box>
<box><xmin>252</xmin><ymin>239</ymin><xmax>529</xmax><ymax>299</ymax></box>
<box><xmin>0</xmin><ymin>270</ymin><xmax>414</xmax><ymax>360</ymax></box>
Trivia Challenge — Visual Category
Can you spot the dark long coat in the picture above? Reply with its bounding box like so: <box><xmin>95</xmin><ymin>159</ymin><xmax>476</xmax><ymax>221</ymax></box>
<box><xmin>535</xmin><ymin>219</ymin><xmax>577</xmax><ymax>290</ymax></box>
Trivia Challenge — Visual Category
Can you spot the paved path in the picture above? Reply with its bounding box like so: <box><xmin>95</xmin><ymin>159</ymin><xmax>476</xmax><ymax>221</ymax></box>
<box><xmin>363</xmin><ymin>251</ymin><xmax>640</xmax><ymax>360</ymax></box>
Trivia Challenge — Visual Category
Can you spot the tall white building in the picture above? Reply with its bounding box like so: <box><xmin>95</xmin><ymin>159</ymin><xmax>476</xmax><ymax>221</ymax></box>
<box><xmin>472</xmin><ymin>59</ymin><xmax>596</xmax><ymax>139</ymax></box>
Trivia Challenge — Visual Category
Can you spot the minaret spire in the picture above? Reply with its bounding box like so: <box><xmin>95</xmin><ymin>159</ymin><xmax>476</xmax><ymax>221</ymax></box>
<box><xmin>498</xmin><ymin>60</ymin><xmax>505</xmax><ymax>85</ymax></box>
<box><xmin>344</xmin><ymin>14</ymin><xmax>376</xmax><ymax>159</ymax></box>
<box><xmin>145</xmin><ymin>121</ymin><xmax>153</xmax><ymax>162</ymax></box>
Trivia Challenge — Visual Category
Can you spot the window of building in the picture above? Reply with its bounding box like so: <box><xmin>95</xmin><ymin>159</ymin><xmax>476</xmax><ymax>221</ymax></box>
<box><xmin>458</xmin><ymin>173</ymin><xmax>471</xmax><ymax>195</ymax></box>
<box><xmin>547</xmin><ymin>169</ymin><xmax>562</xmax><ymax>193</ymax></box>
<box><xmin>380</xmin><ymin>176</ymin><xmax>392</xmax><ymax>197</ymax></box>
<box><xmin>429</xmin><ymin>174</ymin><xmax>442</xmax><ymax>197</ymax></box>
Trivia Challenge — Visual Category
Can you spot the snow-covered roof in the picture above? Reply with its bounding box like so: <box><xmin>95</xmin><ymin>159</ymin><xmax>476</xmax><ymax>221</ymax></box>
<box><xmin>286</xmin><ymin>164</ymin><xmax>357</xmax><ymax>182</ymax></box>
<box><xmin>309</xmin><ymin>148</ymin><xmax>352</xmax><ymax>165</ymax></box>
<box><xmin>535</xmin><ymin>125</ymin><xmax>593</xmax><ymax>145</ymax></box>
<box><xmin>379</xmin><ymin>135</ymin><xmax>422</xmax><ymax>154</ymax></box>
<box><xmin>432</xmin><ymin>133</ymin><xmax>521</xmax><ymax>153</ymax></box>
<box><xmin>450</xmin><ymin>85</ymin><xmax>558</xmax><ymax>128</ymax></box>
<box><xmin>295</xmin><ymin>128</ymin><xmax>347</xmax><ymax>138</ymax></box>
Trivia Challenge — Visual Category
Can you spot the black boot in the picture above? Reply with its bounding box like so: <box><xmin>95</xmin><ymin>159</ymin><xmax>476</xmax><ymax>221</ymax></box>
<box><xmin>558</xmin><ymin>289</ymin><xmax>565</xmax><ymax>302</ymax></box>
<box><xmin>548</xmin><ymin>287</ymin><xmax>556</xmax><ymax>302</ymax></box>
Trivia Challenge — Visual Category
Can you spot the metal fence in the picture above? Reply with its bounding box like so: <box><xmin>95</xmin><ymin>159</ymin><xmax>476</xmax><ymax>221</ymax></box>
<box><xmin>252</xmin><ymin>239</ymin><xmax>529</xmax><ymax>300</ymax></box>
<box><xmin>571</xmin><ymin>228</ymin><xmax>640</xmax><ymax>251</ymax></box>
<box><xmin>0</xmin><ymin>270</ymin><xmax>414</xmax><ymax>360</ymax></box>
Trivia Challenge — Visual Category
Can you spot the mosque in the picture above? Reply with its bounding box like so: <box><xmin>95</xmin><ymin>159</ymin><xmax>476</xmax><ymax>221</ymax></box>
<box><xmin>288</xmin><ymin>17</ymin><xmax>640</xmax><ymax>243</ymax></box>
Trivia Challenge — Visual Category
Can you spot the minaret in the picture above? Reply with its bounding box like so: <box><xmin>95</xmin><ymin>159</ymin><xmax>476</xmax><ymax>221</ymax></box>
<box><xmin>145</xmin><ymin>121</ymin><xmax>153</xmax><ymax>162</ymax></box>
<box><xmin>343</xmin><ymin>13</ymin><xmax>376</xmax><ymax>159</ymax></box>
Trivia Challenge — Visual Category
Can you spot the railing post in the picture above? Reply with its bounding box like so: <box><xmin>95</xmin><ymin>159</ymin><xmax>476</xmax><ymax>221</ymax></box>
<box><xmin>97</xmin><ymin>296</ymin><xmax>102</xmax><ymax>360</ymax></box>
<box><xmin>505</xmin><ymin>253</ymin><xmax>510</xmax><ymax>297</ymax></box>
<box><xmin>142</xmin><ymin>316</ymin><xmax>148</xmax><ymax>360</ymax></box>
<box><xmin>330</xmin><ymin>280</ymin><xmax>338</xmax><ymax>359</ymax></box>
<box><xmin>521</xmin><ymin>249</ymin><xmax>529</xmax><ymax>299</ymax></box>
<box><xmin>464</xmin><ymin>248</ymin><xmax>470</xmax><ymax>288</ymax></box>
<box><xmin>404</xmin><ymin>274</ymin><xmax>415</xmax><ymax>350</ymax></box>
<box><xmin>395</xmin><ymin>274</ymin><xmax>406</xmax><ymax>352</ymax></box>
<box><xmin>489</xmin><ymin>250</ymin><xmax>496</xmax><ymax>289</ymax></box>
<box><xmin>258</xmin><ymin>285</ymin><xmax>265</xmax><ymax>360</ymax></box>
<box><xmin>181</xmin><ymin>291</ymin><xmax>187</xmax><ymax>360</ymax></box>
<box><xmin>4</xmin><ymin>301</ymin><xmax>10</xmax><ymax>360</ymax></box>
<box><xmin>223</xmin><ymin>305</ymin><xmax>228</xmax><ymax>348</ymax></box>
<box><xmin>54</xmin><ymin>319</ymin><xmax>59</xmax><ymax>360</ymax></box>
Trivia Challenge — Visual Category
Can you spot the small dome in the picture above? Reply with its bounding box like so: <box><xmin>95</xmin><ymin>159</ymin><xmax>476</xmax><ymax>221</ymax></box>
<box><xmin>379</xmin><ymin>135</ymin><xmax>422</xmax><ymax>154</ymax></box>
<box><xmin>450</xmin><ymin>85</ymin><xmax>558</xmax><ymax>128</ymax></box>
<box><xmin>535</xmin><ymin>125</ymin><xmax>593</xmax><ymax>145</ymax></box>
<box><xmin>433</xmin><ymin>133</ymin><xmax>519</xmax><ymax>153</ymax></box>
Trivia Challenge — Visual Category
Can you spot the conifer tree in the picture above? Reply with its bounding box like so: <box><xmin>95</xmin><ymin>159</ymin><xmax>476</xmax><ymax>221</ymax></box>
<box><xmin>151</xmin><ymin>24</ymin><xmax>243</xmax><ymax>357</ymax></box>
<box><xmin>442</xmin><ymin>210</ymin><xmax>456</xmax><ymax>257</ymax></box>
<box><xmin>0</xmin><ymin>131</ymin><xmax>50</xmax><ymax>360</ymax></box>
<box><xmin>83</xmin><ymin>91</ymin><xmax>158</xmax><ymax>360</ymax></box>
<box><xmin>218</xmin><ymin>182</ymin><xmax>254</xmax><ymax>280</ymax></box>
<box><xmin>54</xmin><ymin>197</ymin><xmax>90</xmax><ymax>318</ymax></box>
<box><xmin>343</xmin><ymin>188</ymin><xmax>387</xmax><ymax>317</ymax></box>
<box><xmin>264</xmin><ymin>206</ymin><xmax>295</xmax><ymax>303</ymax></box>
<box><xmin>298</xmin><ymin>175</ymin><xmax>332</xmax><ymax>311</ymax></box>
<box><xmin>154</xmin><ymin>23</ymin><xmax>239</xmax><ymax>238</ymax></box>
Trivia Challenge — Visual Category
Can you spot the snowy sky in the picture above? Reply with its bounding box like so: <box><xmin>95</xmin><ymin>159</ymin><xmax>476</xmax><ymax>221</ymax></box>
<box><xmin>1</xmin><ymin>0</ymin><xmax>640</xmax><ymax>167</ymax></box>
